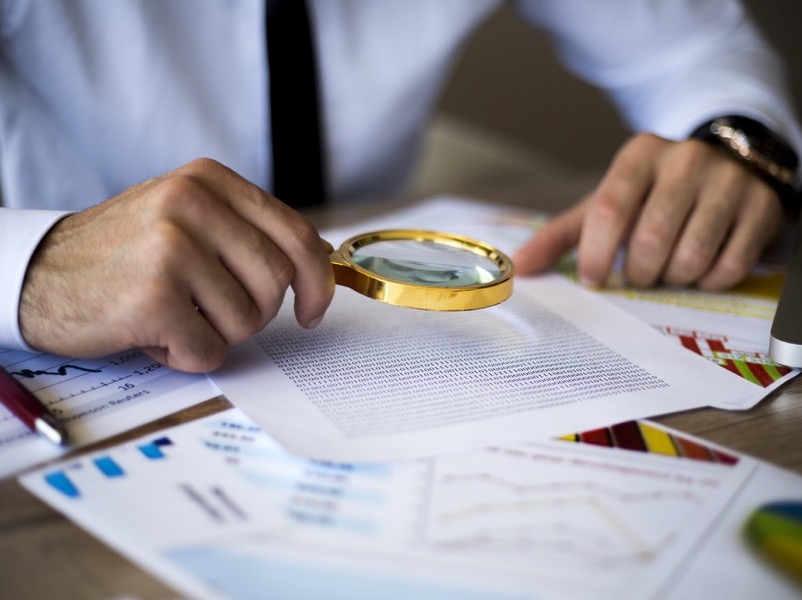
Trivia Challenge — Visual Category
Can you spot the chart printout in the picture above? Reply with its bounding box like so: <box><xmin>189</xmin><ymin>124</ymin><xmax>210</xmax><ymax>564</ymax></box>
<box><xmin>0</xmin><ymin>347</ymin><xmax>217</xmax><ymax>477</ymax></box>
<box><xmin>19</xmin><ymin>409</ymin><xmax>755</xmax><ymax>600</ymax></box>
<box><xmin>599</xmin><ymin>281</ymin><xmax>797</xmax><ymax>407</ymax></box>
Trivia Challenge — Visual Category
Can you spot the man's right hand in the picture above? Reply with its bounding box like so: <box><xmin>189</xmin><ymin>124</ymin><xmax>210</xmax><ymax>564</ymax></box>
<box><xmin>19</xmin><ymin>158</ymin><xmax>335</xmax><ymax>373</ymax></box>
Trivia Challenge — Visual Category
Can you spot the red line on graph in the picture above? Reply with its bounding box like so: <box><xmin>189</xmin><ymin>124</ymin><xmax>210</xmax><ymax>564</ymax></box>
<box><xmin>439</xmin><ymin>474</ymin><xmax>702</xmax><ymax>504</ymax></box>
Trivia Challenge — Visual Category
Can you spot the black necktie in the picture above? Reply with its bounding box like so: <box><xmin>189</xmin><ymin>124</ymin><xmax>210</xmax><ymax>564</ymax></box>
<box><xmin>266</xmin><ymin>0</ymin><xmax>327</xmax><ymax>207</ymax></box>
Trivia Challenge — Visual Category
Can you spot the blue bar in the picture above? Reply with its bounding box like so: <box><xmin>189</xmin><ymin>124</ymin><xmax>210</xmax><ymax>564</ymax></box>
<box><xmin>94</xmin><ymin>456</ymin><xmax>124</xmax><ymax>477</ymax></box>
<box><xmin>153</xmin><ymin>436</ymin><xmax>173</xmax><ymax>447</ymax></box>
<box><xmin>44</xmin><ymin>471</ymin><xmax>79</xmax><ymax>498</ymax></box>
<box><xmin>138</xmin><ymin>442</ymin><xmax>165</xmax><ymax>459</ymax></box>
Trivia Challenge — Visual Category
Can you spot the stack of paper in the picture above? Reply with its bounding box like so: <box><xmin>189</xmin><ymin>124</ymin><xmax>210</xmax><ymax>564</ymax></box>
<box><xmin>10</xmin><ymin>197</ymin><xmax>802</xmax><ymax>599</ymax></box>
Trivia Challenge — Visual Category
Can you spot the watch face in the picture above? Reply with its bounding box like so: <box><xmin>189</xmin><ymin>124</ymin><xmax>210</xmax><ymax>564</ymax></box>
<box><xmin>729</xmin><ymin>117</ymin><xmax>796</xmax><ymax>162</ymax></box>
<box><xmin>708</xmin><ymin>116</ymin><xmax>798</xmax><ymax>186</ymax></box>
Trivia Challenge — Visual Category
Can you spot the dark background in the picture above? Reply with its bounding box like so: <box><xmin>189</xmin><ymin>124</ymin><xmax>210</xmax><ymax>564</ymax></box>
<box><xmin>437</xmin><ymin>1</ymin><xmax>802</xmax><ymax>172</ymax></box>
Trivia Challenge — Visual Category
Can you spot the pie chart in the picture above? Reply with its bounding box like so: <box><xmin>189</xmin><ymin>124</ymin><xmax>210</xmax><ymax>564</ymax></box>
<box><xmin>744</xmin><ymin>500</ymin><xmax>802</xmax><ymax>581</ymax></box>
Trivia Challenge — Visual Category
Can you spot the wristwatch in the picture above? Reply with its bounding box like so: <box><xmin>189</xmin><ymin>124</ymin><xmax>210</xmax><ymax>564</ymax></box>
<box><xmin>690</xmin><ymin>115</ymin><xmax>799</xmax><ymax>205</ymax></box>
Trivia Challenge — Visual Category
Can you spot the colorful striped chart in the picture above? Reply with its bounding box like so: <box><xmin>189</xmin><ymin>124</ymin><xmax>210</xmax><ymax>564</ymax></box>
<box><xmin>560</xmin><ymin>420</ymin><xmax>739</xmax><ymax>465</ymax></box>
<box><xmin>744</xmin><ymin>500</ymin><xmax>802</xmax><ymax>581</ymax></box>
<box><xmin>663</xmin><ymin>326</ymin><xmax>791</xmax><ymax>387</ymax></box>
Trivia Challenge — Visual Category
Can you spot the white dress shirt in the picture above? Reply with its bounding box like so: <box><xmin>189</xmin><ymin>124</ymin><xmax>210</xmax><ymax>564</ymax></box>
<box><xmin>0</xmin><ymin>0</ymin><xmax>799</xmax><ymax>350</ymax></box>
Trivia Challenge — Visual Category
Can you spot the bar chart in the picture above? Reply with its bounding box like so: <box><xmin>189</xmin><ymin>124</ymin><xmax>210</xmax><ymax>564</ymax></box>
<box><xmin>22</xmin><ymin>409</ymin><xmax>755</xmax><ymax>600</ymax></box>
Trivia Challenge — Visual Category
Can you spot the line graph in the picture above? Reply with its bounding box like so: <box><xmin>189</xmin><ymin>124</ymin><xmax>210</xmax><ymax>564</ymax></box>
<box><xmin>10</xmin><ymin>363</ymin><xmax>102</xmax><ymax>379</ymax></box>
<box><xmin>57</xmin><ymin>373</ymin><xmax>134</xmax><ymax>402</ymax></box>
<box><xmin>21</xmin><ymin>409</ymin><xmax>754</xmax><ymax>600</ymax></box>
<box><xmin>420</xmin><ymin>443</ymin><xmax>738</xmax><ymax>584</ymax></box>
<box><xmin>190</xmin><ymin>412</ymin><xmax>749</xmax><ymax>597</ymax></box>
<box><xmin>2</xmin><ymin>352</ymin><xmax>108</xmax><ymax>397</ymax></box>
<box><xmin>438</xmin><ymin>472</ymin><xmax>703</xmax><ymax>504</ymax></box>
<box><xmin>1</xmin><ymin>349</ymin><xmax>172</xmax><ymax>418</ymax></box>
<box><xmin>2</xmin><ymin>350</ymin><xmax>126</xmax><ymax>401</ymax></box>
<box><xmin>428</xmin><ymin>505</ymin><xmax>678</xmax><ymax>567</ymax></box>
<box><xmin>0</xmin><ymin>347</ymin><xmax>213</xmax><ymax>477</ymax></box>
<box><xmin>429</xmin><ymin>474</ymin><xmax>703</xmax><ymax>567</ymax></box>
<box><xmin>12</xmin><ymin>362</ymin><xmax>137</xmax><ymax>405</ymax></box>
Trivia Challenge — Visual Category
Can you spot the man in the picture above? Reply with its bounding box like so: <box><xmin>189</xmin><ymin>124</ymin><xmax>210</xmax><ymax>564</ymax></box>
<box><xmin>1</xmin><ymin>1</ymin><xmax>799</xmax><ymax>372</ymax></box>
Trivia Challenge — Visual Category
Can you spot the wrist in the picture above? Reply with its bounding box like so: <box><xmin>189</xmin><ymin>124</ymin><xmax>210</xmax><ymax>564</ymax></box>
<box><xmin>690</xmin><ymin>115</ymin><xmax>799</xmax><ymax>208</ymax></box>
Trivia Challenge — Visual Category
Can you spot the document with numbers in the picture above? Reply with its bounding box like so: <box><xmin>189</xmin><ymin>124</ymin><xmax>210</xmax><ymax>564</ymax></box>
<box><xmin>319</xmin><ymin>196</ymin><xmax>797</xmax><ymax>408</ymax></box>
<box><xmin>379</xmin><ymin>197</ymin><xmax>798</xmax><ymax>407</ymax></box>
<box><xmin>211</xmin><ymin>198</ymin><xmax>759</xmax><ymax>462</ymax></box>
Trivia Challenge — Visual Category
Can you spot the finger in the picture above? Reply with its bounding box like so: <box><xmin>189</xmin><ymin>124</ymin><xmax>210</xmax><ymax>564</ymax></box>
<box><xmin>178</xmin><ymin>159</ymin><xmax>334</xmax><ymax>328</ymax></box>
<box><xmin>236</xmin><ymin>197</ymin><xmax>333</xmax><ymax>329</ymax></box>
<box><xmin>697</xmin><ymin>181</ymin><xmax>782</xmax><ymax>291</ymax></box>
<box><xmin>130</xmin><ymin>285</ymin><xmax>229</xmax><ymax>373</ymax></box>
<box><xmin>660</xmin><ymin>160</ymin><xmax>746</xmax><ymax>287</ymax></box>
<box><xmin>577</xmin><ymin>135</ymin><xmax>660</xmax><ymax>287</ymax></box>
<box><xmin>622</xmin><ymin>147</ymin><xmax>706</xmax><ymax>287</ymax></box>
<box><xmin>151</xmin><ymin>177</ymin><xmax>297</xmax><ymax>341</ymax></box>
<box><xmin>187</xmin><ymin>237</ymin><xmax>290</xmax><ymax>345</ymax></box>
<box><xmin>139</xmin><ymin>306</ymin><xmax>228</xmax><ymax>373</ymax></box>
<box><xmin>117</xmin><ymin>200</ymin><xmax>268</xmax><ymax>370</ymax></box>
<box><xmin>512</xmin><ymin>199</ymin><xmax>587</xmax><ymax>275</ymax></box>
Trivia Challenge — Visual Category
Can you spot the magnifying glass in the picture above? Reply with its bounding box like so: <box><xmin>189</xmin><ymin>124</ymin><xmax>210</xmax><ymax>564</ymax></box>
<box><xmin>324</xmin><ymin>230</ymin><xmax>513</xmax><ymax>311</ymax></box>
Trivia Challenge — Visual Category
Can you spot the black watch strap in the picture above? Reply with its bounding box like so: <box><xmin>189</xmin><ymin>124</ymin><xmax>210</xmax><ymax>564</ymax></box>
<box><xmin>690</xmin><ymin>115</ymin><xmax>799</xmax><ymax>206</ymax></box>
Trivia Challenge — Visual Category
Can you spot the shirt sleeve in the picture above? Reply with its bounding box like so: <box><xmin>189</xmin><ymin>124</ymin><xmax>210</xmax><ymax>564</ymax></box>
<box><xmin>514</xmin><ymin>0</ymin><xmax>802</xmax><ymax>187</ymax></box>
<box><xmin>0</xmin><ymin>207</ymin><xmax>71</xmax><ymax>351</ymax></box>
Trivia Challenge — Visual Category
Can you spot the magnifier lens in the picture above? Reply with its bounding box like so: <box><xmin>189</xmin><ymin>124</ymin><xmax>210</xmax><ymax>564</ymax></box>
<box><xmin>351</xmin><ymin>239</ymin><xmax>501</xmax><ymax>287</ymax></box>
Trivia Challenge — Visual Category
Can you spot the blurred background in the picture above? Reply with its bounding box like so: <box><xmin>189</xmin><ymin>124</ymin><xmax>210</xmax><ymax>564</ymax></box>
<box><xmin>412</xmin><ymin>1</ymin><xmax>802</xmax><ymax>200</ymax></box>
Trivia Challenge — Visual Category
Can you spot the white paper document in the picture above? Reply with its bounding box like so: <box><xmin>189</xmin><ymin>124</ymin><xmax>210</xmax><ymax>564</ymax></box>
<box><xmin>211</xmin><ymin>196</ymin><xmax>767</xmax><ymax>461</ymax></box>
<box><xmin>213</xmin><ymin>273</ymin><xmax>756</xmax><ymax>461</ymax></box>
<box><xmin>0</xmin><ymin>347</ymin><xmax>218</xmax><ymax>477</ymax></box>
<box><xmin>329</xmin><ymin>196</ymin><xmax>798</xmax><ymax>407</ymax></box>
<box><xmin>20</xmin><ymin>408</ymin><xmax>758</xmax><ymax>600</ymax></box>
<box><xmin>666</xmin><ymin>460</ymin><xmax>802</xmax><ymax>600</ymax></box>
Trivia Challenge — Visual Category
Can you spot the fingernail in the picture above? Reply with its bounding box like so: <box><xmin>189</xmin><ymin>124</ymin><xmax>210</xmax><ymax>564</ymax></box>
<box><xmin>579</xmin><ymin>276</ymin><xmax>601</xmax><ymax>289</ymax></box>
<box><xmin>306</xmin><ymin>315</ymin><xmax>324</xmax><ymax>329</ymax></box>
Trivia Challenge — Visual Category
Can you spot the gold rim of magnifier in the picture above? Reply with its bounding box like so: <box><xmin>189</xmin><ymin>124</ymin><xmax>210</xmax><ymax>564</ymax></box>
<box><xmin>326</xmin><ymin>229</ymin><xmax>514</xmax><ymax>311</ymax></box>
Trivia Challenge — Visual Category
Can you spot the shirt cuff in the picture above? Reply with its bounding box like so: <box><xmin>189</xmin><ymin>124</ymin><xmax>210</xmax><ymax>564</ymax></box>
<box><xmin>0</xmin><ymin>208</ymin><xmax>72</xmax><ymax>351</ymax></box>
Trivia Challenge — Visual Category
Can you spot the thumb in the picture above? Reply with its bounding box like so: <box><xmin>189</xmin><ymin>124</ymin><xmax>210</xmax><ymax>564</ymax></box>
<box><xmin>512</xmin><ymin>201</ymin><xmax>587</xmax><ymax>276</ymax></box>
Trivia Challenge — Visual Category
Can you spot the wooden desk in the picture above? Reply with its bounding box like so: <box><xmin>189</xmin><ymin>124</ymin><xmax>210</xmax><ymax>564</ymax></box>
<box><xmin>2</xmin><ymin>187</ymin><xmax>800</xmax><ymax>600</ymax></box>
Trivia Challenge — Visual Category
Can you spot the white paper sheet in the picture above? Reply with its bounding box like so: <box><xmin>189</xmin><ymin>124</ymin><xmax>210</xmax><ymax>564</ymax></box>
<box><xmin>666</xmin><ymin>461</ymin><xmax>802</xmax><ymax>599</ymax></box>
<box><xmin>211</xmin><ymin>202</ymin><xmax>760</xmax><ymax>461</ymax></box>
<box><xmin>599</xmin><ymin>283</ymin><xmax>797</xmax><ymax>408</ymax></box>
<box><xmin>328</xmin><ymin>196</ymin><xmax>798</xmax><ymax>407</ymax></box>
<box><xmin>0</xmin><ymin>347</ymin><xmax>218</xmax><ymax>478</ymax></box>
<box><xmin>19</xmin><ymin>408</ymin><xmax>758</xmax><ymax>600</ymax></box>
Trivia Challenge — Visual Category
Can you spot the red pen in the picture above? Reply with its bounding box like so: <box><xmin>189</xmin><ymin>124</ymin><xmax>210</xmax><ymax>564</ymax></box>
<box><xmin>0</xmin><ymin>365</ymin><xmax>69</xmax><ymax>446</ymax></box>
